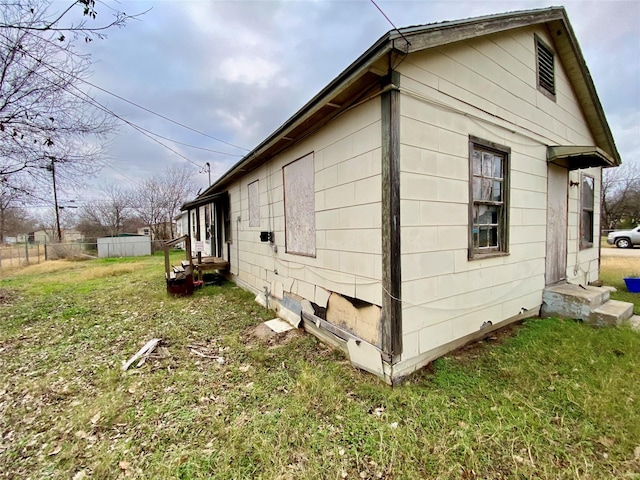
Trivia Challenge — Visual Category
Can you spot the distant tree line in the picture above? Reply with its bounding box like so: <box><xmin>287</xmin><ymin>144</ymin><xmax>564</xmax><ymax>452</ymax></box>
<box><xmin>1</xmin><ymin>164</ymin><xmax>197</xmax><ymax>243</ymax></box>
<box><xmin>76</xmin><ymin>165</ymin><xmax>197</xmax><ymax>242</ymax></box>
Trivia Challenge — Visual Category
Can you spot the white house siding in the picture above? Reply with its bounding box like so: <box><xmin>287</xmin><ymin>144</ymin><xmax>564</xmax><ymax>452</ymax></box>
<box><xmin>567</xmin><ymin>166</ymin><xmax>601</xmax><ymax>285</ymax></box>
<box><xmin>226</xmin><ymin>98</ymin><xmax>384</xmax><ymax>342</ymax></box>
<box><xmin>395</xmin><ymin>26</ymin><xmax>599</xmax><ymax>374</ymax></box>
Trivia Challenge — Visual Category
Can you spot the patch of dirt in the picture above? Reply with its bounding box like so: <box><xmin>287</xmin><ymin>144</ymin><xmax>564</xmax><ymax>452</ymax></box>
<box><xmin>0</xmin><ymin>288</ymin><xmax>19</xmax><ymax>306</ymax></box>
<box><xmin>450</xmin><ymin>321</ymin><xmax>525</xmax><ymax>363</ymax></box>
<box><xmin>243</xmin><ymin>323</ymin><xmax>305</xmax><ymax>348</ymax></box>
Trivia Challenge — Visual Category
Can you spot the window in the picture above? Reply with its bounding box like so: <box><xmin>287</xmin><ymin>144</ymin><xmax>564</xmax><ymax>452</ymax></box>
<box><xmin>283</xmin><ymin>153</ymin><xmax>315</xmax><ymax>256</ymax></box>
<box><xmin>469</xmin><ymin>137</ymin><xmax>510</xmax><ymax>259</ymax></box>
<box><xmin>580</xmin><ymin>174</ymin><xmax>594</xmax><ymax>249</ymax></box>
<box><xmin>536</xmin><ymin>35</ymin><xmax>555</xmax><ymax>99</ymax></box>
<box><xmin>248</xmin><ymin>180</ymin><xmax>260</xmax><ymax>227</ymax></box>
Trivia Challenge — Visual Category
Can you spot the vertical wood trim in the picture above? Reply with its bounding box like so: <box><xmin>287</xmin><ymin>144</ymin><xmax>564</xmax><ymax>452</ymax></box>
<box><xmin>381</xmin><ymin>70</ymin><xmax>402</xmax><ymax>359</ymax></box>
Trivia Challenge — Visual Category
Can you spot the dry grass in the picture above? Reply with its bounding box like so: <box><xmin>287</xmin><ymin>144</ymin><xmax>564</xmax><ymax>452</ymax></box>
<box><xmin>1</xmin><ymin>254</ymin><xmax>639</xmax><ymax>479</ymax></box>
<box><xmin>601</xmin><ymin>255</ymin><xmax>640</xmax><ymax>277</ymax></box>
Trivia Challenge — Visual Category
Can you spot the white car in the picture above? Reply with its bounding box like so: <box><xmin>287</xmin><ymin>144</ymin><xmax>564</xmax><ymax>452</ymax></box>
<box><xmin>607</xmin><ymin>226</ymin><xmax>640</xmax><ymax>248</ymax></box>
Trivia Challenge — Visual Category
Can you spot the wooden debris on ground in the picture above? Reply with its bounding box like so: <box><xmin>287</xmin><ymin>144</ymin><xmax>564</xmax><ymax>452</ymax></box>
<box><xmin>122</xmin><ymin>338</ymin><xmax>161</xmax><ymax>371</ymax></box>
<box><xmin>186</xmin><ymin>343</ymin><xmax>225</xmax><ymax>364</ymax></box>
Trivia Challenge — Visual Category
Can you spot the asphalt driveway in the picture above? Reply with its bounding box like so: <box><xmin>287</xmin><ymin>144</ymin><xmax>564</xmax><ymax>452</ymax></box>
<box><xmin>601</xmin><ymin>246</ymin><xmax>640</xmax><ymax>257</ymax></box>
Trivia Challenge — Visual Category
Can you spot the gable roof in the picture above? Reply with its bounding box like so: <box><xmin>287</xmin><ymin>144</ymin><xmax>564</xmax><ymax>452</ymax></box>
<box><xmin>189</xmin><ymin>6</ymin><xmax>619</xmax><ymax>206</ymax></box>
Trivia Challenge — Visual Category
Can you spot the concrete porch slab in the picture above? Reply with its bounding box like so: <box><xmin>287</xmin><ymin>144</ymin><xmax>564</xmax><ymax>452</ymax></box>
<box><xmin>542</xmin><ymin>283</ymin><xmax>610</xmax><ymax>320</ymax></box>
<box><xmin>589</xmin><ymin>300</ymin><xmax>634</xmax><ymax>327</ymax></box>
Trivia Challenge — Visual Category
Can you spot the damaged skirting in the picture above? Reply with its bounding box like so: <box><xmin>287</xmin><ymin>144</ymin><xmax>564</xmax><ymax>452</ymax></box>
<box><xmin>239</xmin><ymin>273</ymin><xmax>541</xmax><ymax>385</ymax></box>
<box><xmin>302</xmin><ymin>314</ymin><xmax>394</xmax><ymax>385</ymax></box>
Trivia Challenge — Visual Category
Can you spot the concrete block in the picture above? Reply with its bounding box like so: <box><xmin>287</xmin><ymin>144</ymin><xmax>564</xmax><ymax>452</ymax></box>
<box><xmin>589</xmin><ymin>300</ymin><xmax>633</xmax><ymax>327</ymax></box>
<box><xmin>541</xmin><ymin>283</ymin><xmax>610</xmax><ymax>320</ymax></box>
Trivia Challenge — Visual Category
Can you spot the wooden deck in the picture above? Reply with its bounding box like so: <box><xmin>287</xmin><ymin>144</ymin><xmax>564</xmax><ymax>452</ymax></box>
<box><xmin>194</xmin><ymin>256</ymin><xmax>229</xmax><ymax>272</ymax></box>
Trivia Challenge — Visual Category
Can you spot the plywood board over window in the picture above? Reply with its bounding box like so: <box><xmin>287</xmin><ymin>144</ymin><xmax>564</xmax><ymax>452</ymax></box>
<box><xmin>248</xmin><ymin>180</ymin><xmax>260</xmax><ymax>227</ymax></box>
<box><xmin>283</xmin><ymin>153</ymin><xmax>316</xmax><ymax>256</ymax></box>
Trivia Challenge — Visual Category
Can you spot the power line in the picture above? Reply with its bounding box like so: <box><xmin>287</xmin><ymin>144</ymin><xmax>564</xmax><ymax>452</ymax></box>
<box><xmin>78</xmin><ymin>76</ymin><xmax>250</xmax><ymax>152</ymax></box>
<box><xmin>369</xmin><ymin>0</ymin><xmax>411</xmax><ymax>48</ymax></box>
<box><xmin>12</xmin><ymin>55</ymin><xmax>228</xmax><ymax>171</ymax></box>
<box><xmin>13</xmin><ymin>44</ymin><xmax>247</xmax><ymax>160</ymax></box>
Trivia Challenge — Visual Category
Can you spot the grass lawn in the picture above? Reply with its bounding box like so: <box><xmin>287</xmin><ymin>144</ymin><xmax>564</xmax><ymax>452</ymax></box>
<box><xmin>1</xmin><ymin>253</ymin><xmax>639</xmax><ymax>479</ymax></box>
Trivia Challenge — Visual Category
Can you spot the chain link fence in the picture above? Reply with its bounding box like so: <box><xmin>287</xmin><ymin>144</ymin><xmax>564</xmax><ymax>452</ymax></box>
<box><xmin>0</xmin><ymin>239</ymin><xmax>173</xmax><ymax>272</ymax></box>
<box><xmin>0</xmin><ymin>241</ymin><xmax>98</xmax><ymax>271</ymax></box>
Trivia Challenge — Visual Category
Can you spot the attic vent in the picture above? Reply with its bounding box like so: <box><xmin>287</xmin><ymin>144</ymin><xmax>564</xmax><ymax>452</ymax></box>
<box><xmin>536</xmin><ymin>36</ymin><xmax>555</xmax><ymax>98</ymax></box>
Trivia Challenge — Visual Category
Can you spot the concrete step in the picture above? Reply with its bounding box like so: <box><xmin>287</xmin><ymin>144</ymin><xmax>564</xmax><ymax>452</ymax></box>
<box><xmin>542</xmin><ymin>283</ymin><xmax>610</xmax><ymax>321</ymax></box>
<box><xmin>626</xmin><ymin>315</ymin><xmax>640</xmax><ymax>332</ymax></box>
<box><xmin>589</xmin><ymin>300</ymin><xmax>634</xmax><ymax>327</ymax></box>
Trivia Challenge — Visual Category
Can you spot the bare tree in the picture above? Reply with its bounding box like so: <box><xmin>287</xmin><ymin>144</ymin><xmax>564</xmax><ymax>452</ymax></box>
<box><xmin>132</xmin><ymin>165</ymin><xmax>197</xmax><ymax>241</ymax></box>
<box><xmin>602</xmin><ymin>162</ymin><xmax>640</xmax><ymax>230</ymax></box>
<box><xmin>0</xmin><ymin>180</ymin><xmax>35</xmax><ymax>241</ymax></box>
<box><xmin>77</xmin><ymin>182</ymin><xmax>132</xmax><ymax>238</ymax></box>
<box><xmin>0</xmin><ymin>1</ymin><xmax>141</xmax><ymax>195</ymax></box>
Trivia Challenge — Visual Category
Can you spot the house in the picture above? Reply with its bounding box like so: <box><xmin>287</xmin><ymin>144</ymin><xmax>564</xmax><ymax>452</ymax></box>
<box><xmin>137</xmin><ymin>222</ymin><xmax>176</xmax><ymax>240</ymax></box>
<box><xmin>173</xmin><ymin>212</ymin><xmax>189</xmax><ymax>249</ymax></box>
<box><xmin>182</xmin><ymin>7</ymin><xmax>622</xmax><ymax>384</ymax></box>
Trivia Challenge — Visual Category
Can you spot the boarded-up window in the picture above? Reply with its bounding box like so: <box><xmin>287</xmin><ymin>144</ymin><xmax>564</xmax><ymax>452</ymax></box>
<box><xmin>248</xmin><ymin>180</ymin><xmax>259</xmax><ymax>227</ymax></box>
<box><xmin>580</xmin><ymin>174</ymin><xmax>594</xmax><ymax>249</ymax></box>
<box><xmin>284</xmin><ymin>153</ymin><xmax>315</xmax><ymax>256</ymax></box>
<box><xmin>469</xmin><ymin>136</ymin><xmax>510</xmax><ymax>259</ymax></box>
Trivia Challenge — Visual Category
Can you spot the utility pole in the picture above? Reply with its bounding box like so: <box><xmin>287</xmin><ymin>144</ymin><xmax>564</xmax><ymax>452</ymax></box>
<box><xmin>48</xmin><ymin>157</ymin><xmax>62</xmax><ymax>242</ymax></box>
<box><xmin>205</xmin><ymin>162</ymin><xmax>211</xmax><ymax>186</ymax></box>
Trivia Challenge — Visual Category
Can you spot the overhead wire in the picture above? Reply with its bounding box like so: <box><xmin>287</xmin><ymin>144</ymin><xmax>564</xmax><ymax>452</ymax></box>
<box><xmin>369</xmin><ymin>0</ymin><xmax>411</xmax><ymax>48</ymax></box>
<box><xmin>12</xmin><ymin>53</ymin><xmax>237</xmax><ymax>173</ymax></box>
<box><xmin>77</xmin><ymin>76</ymin><xmax>250</xmax><ymax>152</ymax></box>
<box><xmin>11</xmin><ymin>37</ymin><xmax>247</xmax><ymax>167</ymax></box>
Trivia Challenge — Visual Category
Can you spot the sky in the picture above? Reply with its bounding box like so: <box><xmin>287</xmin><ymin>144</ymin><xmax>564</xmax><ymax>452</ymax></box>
<box><xmin>66</xmin><ymin>0</ymin><xmax>640</xmax><ymax>203</ymax></box>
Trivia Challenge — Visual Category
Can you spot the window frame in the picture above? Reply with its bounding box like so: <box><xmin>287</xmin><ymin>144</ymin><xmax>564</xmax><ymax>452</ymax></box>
<box><xmin>535</xmin><ymin>34</ymin><xmax>556</xmax><ymax>101</ymax></box>
<box><xmin>580</xmin><ymin>174</ymin><xmax>595</xmax><ymax>249</ymax></box>
<box><xmin>468</xmin><ymin>136</ymin><xmax>511</xmax><ymax>260</ymax></box>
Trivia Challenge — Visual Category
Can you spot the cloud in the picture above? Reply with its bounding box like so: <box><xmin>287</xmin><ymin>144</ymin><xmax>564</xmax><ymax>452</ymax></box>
<box><xmin>74</xmin><ymin>0</ymin><xmax>639</xmax><ymax>198</ymax></box>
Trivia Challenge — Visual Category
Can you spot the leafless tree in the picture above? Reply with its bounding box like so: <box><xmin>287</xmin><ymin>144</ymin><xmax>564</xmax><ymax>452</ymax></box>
<box><xmin>77</xmin><ymin>182</ymin><xmax>132</xmax><ymax>238</ymax></box>
<box><xmin>602</xmin><ymin>162</ymin><xmax>640</xmax><ymax>230</ymax></box>
<box><xmin>0</xmin><ymin>1</ymin><xmax>141</xmax><ymax>196</ymax></box>
<box><xmin>131</xmin><ymin>165</ymin><xmax>197</xmax><ymax>240</ymax></box>
<box><xmin>0</xmin><ymin>180</ymin><xmax>35</xmax><ymax>241</ymax></box>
